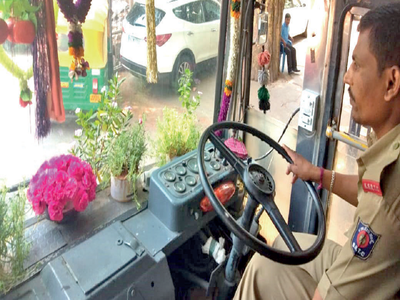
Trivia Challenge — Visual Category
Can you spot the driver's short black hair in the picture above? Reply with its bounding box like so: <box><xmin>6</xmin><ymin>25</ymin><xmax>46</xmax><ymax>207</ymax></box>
<box><xmin>285</xmin><ymin>13</ymin><xmax>291</xmax><ymax>19</ymax></box>
<box><xmin>359</xmin><ymin>2</ymin><xmax>400</xmax><ymax>73</ymax></box>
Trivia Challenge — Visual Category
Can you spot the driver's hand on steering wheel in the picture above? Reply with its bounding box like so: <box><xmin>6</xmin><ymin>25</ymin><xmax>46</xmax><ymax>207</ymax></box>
<box><xmin>282</xmin><ymin>145</ymin><xmax>320</xmax><ymax>185</ymax></box>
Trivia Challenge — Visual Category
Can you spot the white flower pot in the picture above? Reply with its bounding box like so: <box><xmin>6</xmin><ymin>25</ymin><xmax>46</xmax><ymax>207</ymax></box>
<box><xmin>110</xmin><ymin>176</ymin><xmax>133</xmax><ymax>202</ymax></box>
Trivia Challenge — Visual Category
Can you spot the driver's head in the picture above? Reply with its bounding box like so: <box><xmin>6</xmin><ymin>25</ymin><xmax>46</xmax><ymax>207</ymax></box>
<box><xmin>343</xmin><ymin>3</ymin><xmax>400</xmax><ymax>137</ymax></box>
<box><xmin>359</xmin><ymin>3</ymin><xmax>400</xmax><ymax>74</ymax></box>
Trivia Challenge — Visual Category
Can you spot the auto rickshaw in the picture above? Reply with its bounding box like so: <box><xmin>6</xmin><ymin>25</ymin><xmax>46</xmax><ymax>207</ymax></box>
<box><xmin>55</xmin><ymin>0</ymin><xmax>109</xmax><ymax>111</ymax></box>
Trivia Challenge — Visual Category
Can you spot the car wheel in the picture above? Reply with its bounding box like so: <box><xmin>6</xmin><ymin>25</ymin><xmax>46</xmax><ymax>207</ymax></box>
<box><xmin>171</xmin><ymin>54</ymin><xmax>194</xmax><ymax>91</ymax></box>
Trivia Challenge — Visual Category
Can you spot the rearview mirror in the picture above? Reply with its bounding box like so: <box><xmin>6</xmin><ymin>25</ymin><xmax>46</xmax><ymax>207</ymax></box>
<box><xmin>256</xmin><ymin>12</ymin><xmax>268</xmax><ymax>44</ymax></box>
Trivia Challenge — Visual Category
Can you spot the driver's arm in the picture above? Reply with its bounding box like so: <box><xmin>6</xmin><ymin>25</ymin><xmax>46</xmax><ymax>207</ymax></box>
<box><xmin>283</xmin><ymin>145</ymin><xmax>358</xmax><ymax>207</ymax></box>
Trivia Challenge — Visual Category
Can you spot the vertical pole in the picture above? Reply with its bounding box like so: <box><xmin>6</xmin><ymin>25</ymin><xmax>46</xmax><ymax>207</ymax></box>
<box><xmin>213</xmin><ymin>0</ymin><xmax>230</xmax><ymax>124</ymax></box>
<box><xmin>108</xmin><ymin>0</ymin><xmax>114</xmax><ymax>79</ymax></box>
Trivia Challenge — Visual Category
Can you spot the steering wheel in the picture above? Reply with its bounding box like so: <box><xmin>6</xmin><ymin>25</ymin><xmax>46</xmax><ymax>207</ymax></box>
<box><xmin>197</xmin><ymin>121</ymin><xmax>326</xmax><ymax>265</ymax></box>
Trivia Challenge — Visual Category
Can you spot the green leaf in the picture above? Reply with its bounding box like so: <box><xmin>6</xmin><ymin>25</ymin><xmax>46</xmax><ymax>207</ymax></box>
<box><xmin>22</xmin><ymin>0</ymin><xmax>40</xmax><ymax>13</ymax></box>
<box><xmin>29</xmin><ymin>12</ymin><xmax>37</xmax><ymax>29</ymax></box>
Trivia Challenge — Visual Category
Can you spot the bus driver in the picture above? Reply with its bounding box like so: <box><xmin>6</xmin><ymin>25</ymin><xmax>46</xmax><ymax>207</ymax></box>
<box><xmin>234</xmin><ymin>2</ymin><xmax>400</xmax><ymax>300</ymax></box>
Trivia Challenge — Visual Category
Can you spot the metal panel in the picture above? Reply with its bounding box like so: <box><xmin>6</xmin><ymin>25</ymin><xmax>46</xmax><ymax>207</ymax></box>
<box><xmin>62</xmin><ymin>222</ymin><xmax>140</xmax><ymax>294</ymax></box>
<box><xmin>24</xmin><ymin>221</ymin><xmax>66</xmax><ymax>269</ymax></box>
<box><xmin>288</xmin><ymin>0</ymin><xmax>350</xmax><ymax>233</ymax></box>
<box><xmin>2</xmin><ymin>275</ymin><xmax>51</xmax><ymax>300</ymax></box>
<box><xmin>123</xmin><ymin>210</ymin><xmax>179</xmax><ymax>257</ymax></box>
<box><xmin>148</xmin><ymin>146</ymin><xmax>237</xmax><ymax>232</ymax></box>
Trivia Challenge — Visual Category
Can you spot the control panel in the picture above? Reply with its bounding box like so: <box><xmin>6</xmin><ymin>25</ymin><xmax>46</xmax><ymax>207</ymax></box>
<box><xmin>298</xmin><ymin>89</ymin><xmax>319</xmax><ymax>132</ymax></box>
<box><xmin>148</xmin><ymin>144</ymin><xmax>238</xmax><ymax>232</ymax></box>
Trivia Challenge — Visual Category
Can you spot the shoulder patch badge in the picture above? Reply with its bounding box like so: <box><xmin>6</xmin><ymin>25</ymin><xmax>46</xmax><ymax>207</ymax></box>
<box><xmin>362</xmin><ymin>179</ymin><xmax>382</xmax><ymax>196</ymax></box>
<box><xmin>351</xmin><ymin>218</ymin><xmax>380</xmax><ymax>260</ymax></box>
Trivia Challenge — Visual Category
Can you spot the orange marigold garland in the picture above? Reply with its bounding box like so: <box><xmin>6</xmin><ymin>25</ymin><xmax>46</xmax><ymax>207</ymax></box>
<box><xmin>216</xmin><ymin>0</ymin><xmax>241</xmax><ymax>135</ymax></box>
<box><xmin>224</xmin><ymin>80</ymin><xmax>233</xmax><ymax>96</ymax></box>
<box><xmin>231</xmin><ymin>0</ymin><xmax>241</xmax><ymax>19</ymax></box>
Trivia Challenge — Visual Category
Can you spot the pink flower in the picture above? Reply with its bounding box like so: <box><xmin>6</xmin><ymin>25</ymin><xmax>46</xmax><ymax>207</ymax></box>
<box><xmin>88</xmin><ymin>185</ymin><xmax>96</xmax><ymax>201</ymax></box>
<box><xmin>82</xmin><ymin>172</ymin><xmax>93</xmax><ymax>189</ymax></box>
<box><xmin>68</xmin><ymin>161</ymin><xmax>84</xmax><ymax>181</ymax></box>
<box><xmin>27</xmin><ymin>154</ymin><xmax>97</xmax><ymax>222</ymax></box>
<box><xmin>48</xmin><ymin>202</ymin><xmax>64</xmax><ymax>222</ymax></box>
<box><xmin>64</xmin><ymin>177</ymin><xmax>78</xmax><ymax>199</ymax></box>
<box><xmin>32</xmin><ymin>200</ymin><xmax>46</xmax><ymax>215</ymax></box>
<box><xmin>53</xmin><ymin>185</ymin><xmax>66</xmax><ymax>204</ymax></box>
<box><xmin>55</xmin><ymin>171</ymin><xmax>68</xmax><ymax>186</ymax></box>
<box><xmin>73</xmin><ymin>190</ymin><xmax>89</xmax><ymax>212</ymax></box>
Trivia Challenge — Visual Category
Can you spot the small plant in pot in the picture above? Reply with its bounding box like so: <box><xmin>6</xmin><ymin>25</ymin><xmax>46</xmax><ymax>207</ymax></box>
<box><xmin>153</xmin><ymin>68</ymin><xmax>201</xmax><ymax>166</ymax></box>
<box><xmin>107</xmin><ymin>119</ymin><xmax>146</xmax><ymax>204</ymax></box>
<box><xmin>71</xmin><ymin>74</ymin><xmax>132</xmax><ymax>187</ymax></box>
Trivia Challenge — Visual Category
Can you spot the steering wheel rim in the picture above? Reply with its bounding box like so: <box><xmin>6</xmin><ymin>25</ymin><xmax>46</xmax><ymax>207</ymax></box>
<box><xmin>197</xmin><ymin>121</ymin><xmax>326</xmax><ymax>265</ymax></box>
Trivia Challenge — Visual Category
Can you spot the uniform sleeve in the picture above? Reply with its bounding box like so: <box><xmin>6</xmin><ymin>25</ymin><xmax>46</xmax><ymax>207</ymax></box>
<box><xmin>317</xmin><ymin>192</ymin><xmax>400</xmax><ymax>300</ymax></box>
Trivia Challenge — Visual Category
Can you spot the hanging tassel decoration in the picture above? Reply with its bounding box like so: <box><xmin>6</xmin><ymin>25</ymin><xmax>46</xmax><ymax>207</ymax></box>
<box><xmin>146</xmin><ymin>0</ymin><xmax>158</xmax><ymax>83</ymax></box>
<box><xmin>258</xmin><ymin>85</ymin><xmax>270</xmax><ymax>114</ymax></box>
<box><xmin>32</xmin><ymin>0</ymin><xmax>51</xmax><ymax>138</ymax></box>
<box><xmin>257</xmin><ymin>50</ymin><xmax>271</xmax><ymax>67</ymax></box>
<box><xmin>258</xmin><ymin>69</ymin><xmax>268</xmax><ymax>86</ymax></box>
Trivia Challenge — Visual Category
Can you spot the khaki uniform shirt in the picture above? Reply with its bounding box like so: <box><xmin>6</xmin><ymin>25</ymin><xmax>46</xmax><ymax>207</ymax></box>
<box><xmin>318</xmin><ymin>124</ymin><xmax>400</xmax><ymax>299</ymax></box>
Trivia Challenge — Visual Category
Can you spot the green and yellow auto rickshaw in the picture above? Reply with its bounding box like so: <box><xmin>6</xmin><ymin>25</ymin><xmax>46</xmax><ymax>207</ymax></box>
<box><xmin>56</xmin><ymin>0</ymin><xmax>109</xmax><ymax>110</ymax></box>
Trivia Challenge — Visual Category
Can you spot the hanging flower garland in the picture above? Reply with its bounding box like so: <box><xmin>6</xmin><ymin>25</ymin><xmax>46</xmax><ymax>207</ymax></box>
<box><xmin>0</xmin><ymin>46</ymin><xmax>33</xmax><ymax>107</ymax></box>
<box><xmin>216</xmin><ymin>0</ymin><xmax>241</xmax><ymax>136</ymax></box>
<box><xmin>57</xmin><ymin>0</ymin><xmax>92</xmax><ymax>81</ymax></box>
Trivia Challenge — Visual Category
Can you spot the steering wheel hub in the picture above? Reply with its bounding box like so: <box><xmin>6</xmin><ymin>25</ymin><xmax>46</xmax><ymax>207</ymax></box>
<box><xmin>246</xmin><ymin>164</ymin><xmax>275</xmax><ymax>195</ymax></box>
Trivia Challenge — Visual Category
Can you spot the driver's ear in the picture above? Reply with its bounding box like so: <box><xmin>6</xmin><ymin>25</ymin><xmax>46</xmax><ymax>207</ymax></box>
<box><xmin>384</xmin><ymin>65</ymin><xmax>400</xmax><ymax>102</ymax></box>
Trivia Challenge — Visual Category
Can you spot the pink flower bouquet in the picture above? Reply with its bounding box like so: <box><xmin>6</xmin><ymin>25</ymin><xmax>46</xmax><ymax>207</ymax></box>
<box><xmin>27</xmin><ymin>154</ymin><xmax>97</xmax><ymax>222</ymax></box>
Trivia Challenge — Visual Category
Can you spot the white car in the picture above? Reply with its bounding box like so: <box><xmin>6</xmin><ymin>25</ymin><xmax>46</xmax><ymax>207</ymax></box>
<box><xmin>120</xmin><ymin>0</ymin><xmax>221</xmax><ymax>88</ymax></box>
<box><xmin>282</xmin><ymin>0</ymin><xmax>309</xmax><ymax>37</ymax></box>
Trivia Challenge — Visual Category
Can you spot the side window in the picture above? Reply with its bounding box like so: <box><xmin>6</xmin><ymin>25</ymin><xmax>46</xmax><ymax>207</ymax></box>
<box><xmin>203</xmin><ymin>0</ymin><xmax>220</xmax><ymax>22</ymax></box>
<box><xmin>173</xmin><ymin>2</ymin><xmax>205</xmax><ymax>24</ymax></box>
<box><xmin>127</xmin><ymin>3</ymin><xmax>165</xmax><ymax>26</ymax></box>
<box><xmin>173</xmin><ymin>5</ymin><xmax>187</xmax><ymax>21</ymax></box>
<box><xmin>187</xmin><ymin>2</ymin><xmax>205</xmax><ymax>24</ymax></box>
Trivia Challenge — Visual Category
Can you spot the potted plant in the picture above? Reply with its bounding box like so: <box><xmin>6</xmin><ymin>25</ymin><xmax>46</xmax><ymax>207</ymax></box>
<box><xmin>0</xmin><ymin>186</ymin><xmax>30</xmax><ymax>294</ymax></box>
<box><xmin>153</xmin><ymin>68</ymin><xmax>202</xmax><ymax>166</ymax></box>
<box><xmin>70</xmin><ymin>74</ymin><xmax>132</xmax><ymax>187</ymax></box>
<box><xmin>27</xmin><ymin>154</ymin><xmax>97</xmax><ymax>223</ymax></box>
<box><xmin>107</xmin><ymin>120</ymin><xmax>146</xmax><ymax>203</ymax></box>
